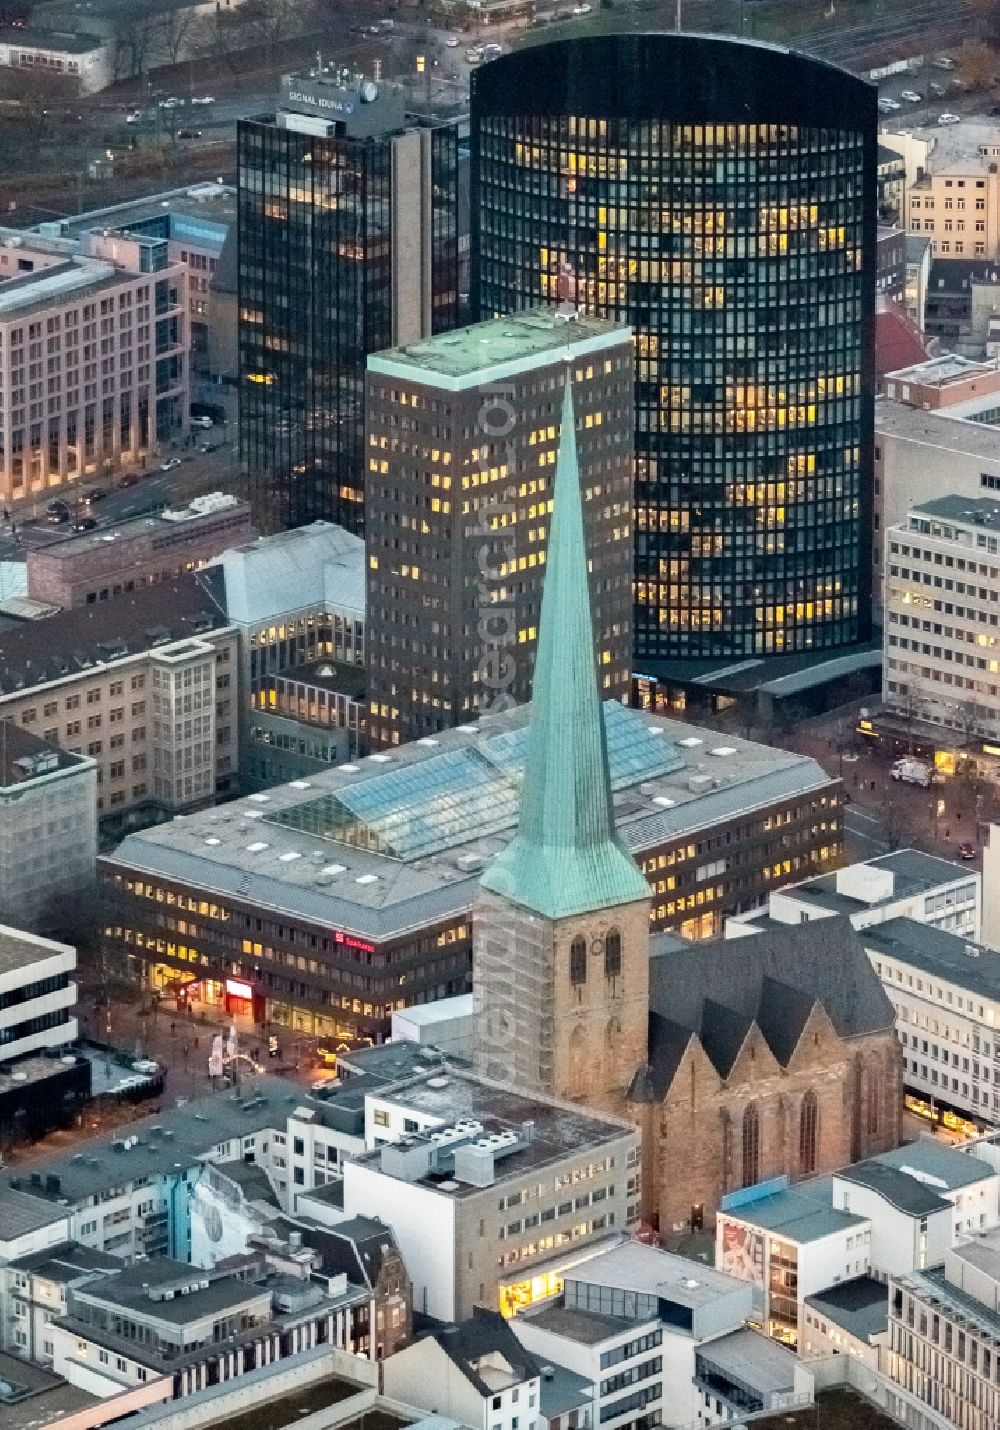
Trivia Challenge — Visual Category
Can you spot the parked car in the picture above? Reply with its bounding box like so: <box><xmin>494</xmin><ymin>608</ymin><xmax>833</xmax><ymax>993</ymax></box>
<box><xmin>176</xmin><ymin>128</ymin><xmax>203</xmax><ymax>139</ymax></box>
<box><xmin>900</xmin><ymin>90</ymin><xmax>921</xmax><ymax>103</ymax></box>
<box><xmin>47</xmin><ymin>509</ymin><xmax>69</xmax><ymax>524</ymax></box>
<box><xmin>445</xmin><ymin>35</ymin><xmax>460</xmax><ymax>47</ymax></box>
<box><xmin>878</xmin><ymin>98</ymin><xmax>901</xmax><ymax>113</ymax></box>
<box><xmin>73</xmin><ymin>515</ymin><xmax>98</xmax><ymax>531</ymax></box>
<box><xmin>190</xmin><ymin>95</ymin><xmax>215</xmax><ymax>106</ymax></box>
<box><xmin>46</xmin><ymin>498</ymin><xmax>68</xmax><ymax>515</ymax></box>
<box><xmin>125</xmin><ymin>110</ymin><xmax>142</xmax><ymax>124</ymax></box>
<box><xmin>938</xmin><ymin>112</ymin><xmax>962</xmax><ymax>125</ymax></box>
<box><xmin>82</xmin><ymin>487</ymin><xmax>107</xmax><ymax>504</ymax></box>
<box><xmin>191</xmin><ymin>415</ymin><xmax>214</xmax><ymax>429</ymax></box>
<box><xmin>928</xmin><ymin>81</ymin><xmax>946</xmax><ymax>96</ymax></box>
<box><xmin>159</xmin><ymin>96</ymin><xmax>183</xmax><ymax>109</ymax></box>
<box><xmin>160</xmin><ymin>457</ymin><xmax>182</xmax><ymax>472</ymax></box>
<box><xmin>933</xmin><ymin>55</ymin><xmax>955</xmax><ymax>69</ymax></box>
<box><xmin>118</xmin><ymin>473</ymin><xmax>139</xmax><ymax>488</ymax></box>
<box><xmin>958</xmin><ymin>842</ymin><xmax>977</xmax><ymax>860</ymax></box>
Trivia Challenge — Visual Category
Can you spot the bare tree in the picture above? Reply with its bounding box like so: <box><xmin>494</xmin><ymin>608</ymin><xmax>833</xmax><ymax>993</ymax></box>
<box><xmin>159</xmin><ymin>6</ymin><xmax>203</xmax><ymax>66</ymax></box>
<box><xmin>958</xmin><ymin>42</ymin><xmax>998</xmax><ymax>93</ymax></box>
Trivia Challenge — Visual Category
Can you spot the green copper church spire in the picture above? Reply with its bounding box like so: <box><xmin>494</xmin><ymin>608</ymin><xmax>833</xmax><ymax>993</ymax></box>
<box><xmin>480</xmin><ymin>380</ymin><xmax>650</xmax><ymax>919</ymax></box>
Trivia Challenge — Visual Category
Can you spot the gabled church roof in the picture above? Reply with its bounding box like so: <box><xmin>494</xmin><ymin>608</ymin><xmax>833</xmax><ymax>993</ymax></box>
<box><xmin>480</xmin><ymin>381</ymin><xmax>650</xmax><ymax>919</ymax></box>
<box><xmin>643</xmin><ymin>917</ymin><xmax>893</xmax><ymax>1087</ymax></box>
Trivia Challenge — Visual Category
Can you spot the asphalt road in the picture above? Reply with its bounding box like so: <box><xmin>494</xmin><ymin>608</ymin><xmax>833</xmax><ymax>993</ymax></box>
<box><xmin>0</xmin><ymin>438</ymin><xmax>239</xmax><ymax>564</ymax></box>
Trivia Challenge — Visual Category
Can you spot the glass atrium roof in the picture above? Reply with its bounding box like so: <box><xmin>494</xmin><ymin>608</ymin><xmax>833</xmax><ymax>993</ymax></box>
<box><xmin>265</xmin><ymin>702</ymin><xmax>683</xmax><ymax>863</ymax></box>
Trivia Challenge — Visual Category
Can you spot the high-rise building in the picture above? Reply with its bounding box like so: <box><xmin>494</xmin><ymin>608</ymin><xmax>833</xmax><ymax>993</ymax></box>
<box><xmin>365</xmin><ymin>307</ymin><xmax>634</xmax><ymax>747</ymax></box>
<box><xmin>238</xmin><ymin>70</ymin><xmax>462</xmax><ymax>534</ymax></box>
<box><xmin>471</xmin><ymin>32</ymin><xmax>877</xmax><ymax>683</ymax></box>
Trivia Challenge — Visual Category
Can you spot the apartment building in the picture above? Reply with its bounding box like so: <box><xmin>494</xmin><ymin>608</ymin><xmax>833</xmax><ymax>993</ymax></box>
<box><xmin>885</xmin><ymin>1230</ymin><xmax>1000</xmax><ymax>1429</ymax></box>
<box><xmin>26</xmin><ymin>493</ymin><xmax>254</xmax><ymax>610</ymax></box>
<box><xmin>0</xmin><ymin>725</ymin><xmax>96</xmax><ymax>932</ymax></box>
<box><xmin>299</xmin><ymin>1066</ymin><xmax>639</xmax><ymax>1324</ymax></box>
<box><xmin>365</xmin><ymin>309</ymin><xmax>635</xmax><ymax>746</ymax></box>
<box><xmin>884</xmin><ymin>496</ymin><xmax>1000</xmax><ymax>746</ymax></box>
<box><xmin>864</xmin><ymin>916</ymin><xmax>1000</xmax><ymax>1133</ymax></box>
<box><xmin>0</xmin><ymin>226</ymin><xmax>188</xmax><ymax>509</ymax></box>
<box><xmin>906</xmin><ymin>123</ymin><xmax>1000</xmax><ymax>263</ymax></box>
<box><xmin>0</xmin><ymin>575</ymin><xmax>237</xmax><ymax>830</ymax></box>
<box><xmin>726</xmin><ymin>850</ymin><xmax>981</xmax><ymax>943</ymax></box>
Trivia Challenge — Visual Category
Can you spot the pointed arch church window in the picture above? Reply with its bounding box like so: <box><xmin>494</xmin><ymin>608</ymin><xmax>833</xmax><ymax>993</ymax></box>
<box><xmin>570</xmin><ymin>936</ymin><xmax>587</xmax><ymax>985</ymax></box>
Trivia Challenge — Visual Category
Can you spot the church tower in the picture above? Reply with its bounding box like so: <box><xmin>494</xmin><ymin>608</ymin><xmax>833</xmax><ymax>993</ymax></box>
<box><xmin>474</xmin><ymin>381</ymin><xmax>651</xmax><ymax>1108</ymax></box>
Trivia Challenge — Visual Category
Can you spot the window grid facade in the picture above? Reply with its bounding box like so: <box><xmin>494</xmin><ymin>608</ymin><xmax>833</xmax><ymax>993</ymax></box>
<box><xmin>472</xmin><ymin>35</ymin><xmax>876</xmax><ymax>663</ymax></box>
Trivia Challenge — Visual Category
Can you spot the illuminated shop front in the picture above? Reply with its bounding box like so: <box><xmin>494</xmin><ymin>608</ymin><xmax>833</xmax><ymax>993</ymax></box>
<box><xmin>472</xmin><ymin>33</ymin><xmax>876</xmax><ymax>665</ymax></box>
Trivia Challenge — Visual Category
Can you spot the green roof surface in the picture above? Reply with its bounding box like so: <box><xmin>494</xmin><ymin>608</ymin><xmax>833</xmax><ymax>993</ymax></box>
<box><xmin>480</xmin><ymin>382</ymin><xmax>650</xmax><ymax>918</ymax></box>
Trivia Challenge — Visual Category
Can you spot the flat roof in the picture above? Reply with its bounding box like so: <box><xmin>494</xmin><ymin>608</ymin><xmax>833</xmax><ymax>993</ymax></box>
<box><xmin>901</xmin><ymin>1262</ymin><xmax>1000</xmax><ymax>1340</ymax></box>
<box><xmin>697</xmin><ymin>1326</ymin><xmax>796</xmax><ymax>1395</ymax></box>
<box><xmin>565</xmin><ymin>1240</ymin><xmax>743</xmax><ymax>1310</ymax></box>
<box><xmin>0</xmin><ymin>1347</ymin><xmax>98</xmax><ymax>1430</ymax></box>
<box><xmin>886</xmin><ymin>355</ymin><xmax>1000</xmax><ymax>386</ymax></box>
<box><xmin>0</xmin><ymin>1076</ymin><xmax>310</xmax><ymax>1209</ymax></box>
<box><xmin>522</xmin><ymin>1303</ymin><xmax>638</xmax><ymax>1345</ymax></box>
<box><xmin>862</xmin><ymin>917</ymin><xmax>1000</xmax><ymax>1004</ymax></box>
<box><xmin>0</xmin><ymin>25</ymin><xmax>105</xmax><ymax>53</ymax></box>
<box><xmin>393</xmin><ymin>993</ymin><xmax>474</xmax><ymax>1028</ymax></box>
<box><xmin>275</xmin><ymin>657</ymin><xmax>366</xmax><ymax>701</ymax></box>
<box><xmin>80</xmin><ymin>1261</ymin><xmax>269</xmax><ymax>1323</ymax></box>
<box><xmin>905</xmin><ymin>493</ymin><xmax>1000</xmax><ymax>529</ymax></box>
<box><xmin>353</xmin><ymin>1068</ymin><xmax>632</xmax><ymax>1198</ymax></box>
<box><xmin>909</xmin><ymin>121</ymin><xmax>1000</xmax><ymax>175</ymax></box>
<box><xmin>777</xmin><ymin>850</ymin><xmax>971</xmax><ymax>917</ymax></box>
<box><xmin>104</xmin><ymin>704</ymin><xmax>833</xmax><ymax>942</ymax></box>
<box><xmin>0</xmin><ymin>922</ymin><xmax>72</xmax><ymax>976</ymax></box>
<box><xmin>31</xmin><ymin>494</ymin><xmax>249</xmax><ymax>564</ymax></box>
<box><xmin>51</xmin><ymin>185</ymin><xmax>237</xmax><ymax>244</ymax></box>
<box><xmin>875</xmin><ymin>396</ymin><xmax>1000</xmax><ymax>463</ymax></box>
<box><xmin>873</xmin><ymin>1137</ymin><xmax>994</xmax><ymax>1192</ymax></box>
<box><xmin>368</xmin><ymin>308</ymin><xmax>631</xmax><ymax>390</ymax></box>
<box><xmin>805</xmin><ymin>1276</ymin><xmax>889</xmax><ymax>1343</ymax></box>
<box><xmin>0</xmin><ymin>257</ymin><xmax>125</xmax><ymax>320</ymax></box>
<box><xmin>720</xmin><ymin>1185</ymin><xmax>867</xmax><ymax>1244</ymax></box>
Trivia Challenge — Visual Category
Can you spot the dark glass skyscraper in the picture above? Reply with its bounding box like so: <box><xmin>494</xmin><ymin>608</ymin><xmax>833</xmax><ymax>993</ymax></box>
<box><xmin>239</xmin><ymin>72</ymin><xmax>461</xmax><ymax>533</ymax></box>
<box><xmin>472</xmin><ymin>33</ymin><xmax>877</xmax><ymax>666</ymax></box>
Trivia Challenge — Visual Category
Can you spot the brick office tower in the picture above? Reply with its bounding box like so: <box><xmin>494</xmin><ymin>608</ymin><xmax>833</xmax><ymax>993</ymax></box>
<box><xmin>474</xmin><ymin>383</ymin><xmax>903</xmax><ymax>1230</ymax></box>
<box><xmin>365</xmin><ymin>308</ymin><xmax>634</xmax><ymax>747</ymax></box>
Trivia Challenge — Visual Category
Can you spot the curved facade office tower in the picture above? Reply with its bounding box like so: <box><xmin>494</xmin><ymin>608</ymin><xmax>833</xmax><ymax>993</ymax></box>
<box><xmin>471</xmin><ymin>33</ymin><xmax>877</xmax><ymax>670</ymax></box>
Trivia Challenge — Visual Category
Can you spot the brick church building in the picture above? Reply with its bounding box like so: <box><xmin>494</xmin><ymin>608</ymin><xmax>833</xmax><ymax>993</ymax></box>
<box><xmin>473</xmin><ymin>382</ymin><xmax>902</xmax><ymax>1234</ymax></box>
